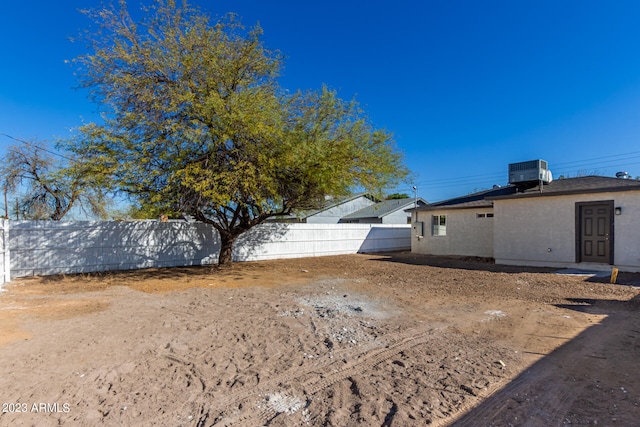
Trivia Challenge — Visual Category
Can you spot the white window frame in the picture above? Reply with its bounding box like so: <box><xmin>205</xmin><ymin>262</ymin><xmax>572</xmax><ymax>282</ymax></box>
<box><xmin>432</xmin><ymin>214</ymin><xmax>446</xmax><ymax>236</ymax></box>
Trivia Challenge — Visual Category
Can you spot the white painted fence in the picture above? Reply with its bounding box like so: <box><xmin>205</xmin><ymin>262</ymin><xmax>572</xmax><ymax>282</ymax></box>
<box><xmin>5</xmin><ymin>221</ymin><xmax>410</xmax><ymax>279</ymax></box>
<box><xmin>0</xmin><ymin>220</ymin><xmax>9</xmax><ymax>284</ymax></box>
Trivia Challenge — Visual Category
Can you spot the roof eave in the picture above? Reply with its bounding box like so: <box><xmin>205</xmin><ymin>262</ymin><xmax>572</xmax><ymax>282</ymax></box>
<box><xmin>411</xmin><ymin>202</ymin><xmax>494</xmax><ymax>212</ymax></box>
<box><xmin>489</xmin><ymin>186</ymin><xmax>640</xmax><ymax>201</ymax></box>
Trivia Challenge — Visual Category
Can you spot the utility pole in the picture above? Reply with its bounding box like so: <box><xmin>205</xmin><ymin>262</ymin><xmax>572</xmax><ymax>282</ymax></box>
<box><xmin>412</xmin><ymin>185</ymin><xmax>418</xmax><ymax>208</ymax></box>
<box><xmin>412</xmin><ymin>185</ymin><xmax>418</xmax><ymax>223</ymax></box>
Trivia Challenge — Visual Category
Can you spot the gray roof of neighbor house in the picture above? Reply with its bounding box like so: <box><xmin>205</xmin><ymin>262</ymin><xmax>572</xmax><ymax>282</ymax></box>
<box><xmin>341</xmin><ymin>197</ymin><xmax>428</xmax><ymax>220</ymax></box>
<box><xmin>409</xmin><ymin>176</ymin><xmax>640</xmax><ymax>212</ymax></box>
<box><xmin>301</xmin><ymin>193</ymin><xmax>378</xmax><ymax>217</ymax></box>
<box><xmin>269</xmin><ymin>193</ymin><xmax>378</xmax><ymax>221</ymax></box>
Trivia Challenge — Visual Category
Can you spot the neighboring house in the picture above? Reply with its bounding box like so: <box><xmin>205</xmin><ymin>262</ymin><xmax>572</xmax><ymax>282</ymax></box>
<box><xmin>270</xmin><ymin>193</ymin><xmax>378</xmax><ymax>224</ymax></box>
<box><xmin>409</xmin><ymin>160</ymin><xmax>640</xmax><ymax>272</ymax></box>
<box><xmin>340</xmin><ymin>197</ymin><xmax>428</xmax><ymax>224</ymax></box>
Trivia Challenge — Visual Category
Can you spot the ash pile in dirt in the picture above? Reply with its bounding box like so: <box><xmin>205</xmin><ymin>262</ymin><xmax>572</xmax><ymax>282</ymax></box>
<box><xmin>302</xmin><ymin>293</ymin><xmax>389</xmax><ymax>319</ymax></box>
<box><xmin>284</xmin><ymin>280</ymin><xmax>395</xmax><ymax>351</ymax></box>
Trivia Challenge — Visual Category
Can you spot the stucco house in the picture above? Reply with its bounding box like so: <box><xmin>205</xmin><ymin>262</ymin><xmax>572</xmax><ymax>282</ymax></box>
<box><xmin>409</xmin><ymin>186</ymin><xmax>512</xmax><ymax>258</ymax></box>
<box><xmin>340</xmin><ymin>197</ymin><xmax>428</xmax><ymax>224</ymax></box>
<box><xmin>491</xmin><ymin>175</ymin><xmax>640</xmax><ymax>272</ymax></box>
<box><xmin>410</xmin><ymin>161</ymin><xmax>640</xmax><ymax>272</ymax></box>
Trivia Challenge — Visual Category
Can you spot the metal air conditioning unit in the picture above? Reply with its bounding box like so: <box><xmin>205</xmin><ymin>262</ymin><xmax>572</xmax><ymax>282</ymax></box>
<box><xmin>508</xmin><ymin>159</ymin><xmax>553</xmax><ymax>186</ymax></box>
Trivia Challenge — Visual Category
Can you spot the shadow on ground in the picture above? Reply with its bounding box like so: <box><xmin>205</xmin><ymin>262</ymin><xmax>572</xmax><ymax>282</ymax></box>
<box><xmin>450</xmin><ymin>294</ymin><xmax>640</xmax><ymax>426</ymax></box>
<box><xmin>369</xmin><ymin>252</ymin><xmax>640</xmax><ymax>286</ymax></box>
<box><xmin>369</xmin><ymin>252</ymin><xmax>558</xmax><ymax>274</ymax></box>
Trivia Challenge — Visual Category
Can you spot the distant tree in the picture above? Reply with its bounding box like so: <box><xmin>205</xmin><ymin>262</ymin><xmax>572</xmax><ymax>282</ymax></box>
<box><xmin>0</xmin><ymin>141</ymin><xmax>108</xmax><ymax>220</ymax></box>
<box><xmin>68</xmin><ymin>0</ymin><xmax>408</xmax><ymax>265</ymax></box>
<box><xmin>386</xmin><ymin>193</ymin><xmax>410</xmax><ymax>199</ymax></box>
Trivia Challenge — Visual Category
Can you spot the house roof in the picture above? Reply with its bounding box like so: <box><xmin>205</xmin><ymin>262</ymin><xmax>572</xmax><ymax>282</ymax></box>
<box><xmin>270</xmin><ymin>193</ymin><xmax>378</xmax><ymax>221</ymax></box>
<box><xmin>409</xmin><ymin>186</ymin><xmax>516</xmax><ymax>212</ymax></box>
<box><xmin>303</xmin><ymin>193</ymin><xmax>378</xmax><ymax>218</ymax></box>
<box><xmin>489</xmin><ymin>176</ymin><xmax>640</xmax><ymax>200</ymax></box>
<box><xmin>341</xmin><ymin>197</ymin><xmax>428</xmax><ymax>220</ymax></box>
<box><xmin>410</xmin><ymin>176</ymin><xmax>640</xmax><ymax>212</ymax></box>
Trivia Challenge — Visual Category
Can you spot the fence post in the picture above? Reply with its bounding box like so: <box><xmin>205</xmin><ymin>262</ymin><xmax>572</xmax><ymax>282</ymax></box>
<box><xmin>0</xmin><ymin>219</ymin><xmax>9</xmax><ymax>285</ymax></box>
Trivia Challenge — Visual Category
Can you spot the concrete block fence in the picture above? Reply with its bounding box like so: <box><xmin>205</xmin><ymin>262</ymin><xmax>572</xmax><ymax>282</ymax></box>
<box><xmin>0</xmin><ymin>220</ymin><xmax>8</xmax><ymax>284</ymax></box>
<box><xmin>1</xmin><ymin>221</ymin><xmax>410</xmax><ymax>282</ymax></box>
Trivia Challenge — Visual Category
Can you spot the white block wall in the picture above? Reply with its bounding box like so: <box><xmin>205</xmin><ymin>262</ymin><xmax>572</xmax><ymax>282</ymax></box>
<box><xmin>234</xmin><ymin>223</ymin><xmax>410</xmax><ymax>261</ymax></box>
<box><xmin>9</xmin><ymin>221</ymin><xmax>218</xmax><ymax>277</ymax></box>
<box><xmin>7</xmin><ymin>221</ymin><xmax>410</xmax><ymax>278</ymax></box>
<box><xmin>0</xmin><ymin>219</ymin><xmax>8</xmax><ymax>284</ymax></box>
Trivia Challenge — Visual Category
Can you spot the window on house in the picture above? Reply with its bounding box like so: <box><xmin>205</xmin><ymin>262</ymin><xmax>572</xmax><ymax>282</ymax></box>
<box><xmin>432</xmin><ymin>215</ymin><xmax>446</xmax><ymax>236</ymax></box>
<box><xmin>476</xmin><ymin>213</ymin><xmax>486</xmax><ymax>218</ymax></box>
<box><xmin>487</xmin><ymin>213</ymin><xmax>494</xmax><ymax>218</ymax></box>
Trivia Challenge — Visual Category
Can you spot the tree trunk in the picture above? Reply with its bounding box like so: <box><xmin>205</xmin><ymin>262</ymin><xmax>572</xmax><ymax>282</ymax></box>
<box><xmin>218</xmin><ymin>233</ymin><xmax>235</xmax><ymax>266</ymax></box>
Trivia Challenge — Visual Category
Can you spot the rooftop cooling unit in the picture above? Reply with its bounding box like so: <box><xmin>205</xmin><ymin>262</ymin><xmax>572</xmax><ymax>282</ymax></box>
<box><xmin>508</xmin><ymin>159</ymin><xmax>552</xmax><ymax>186</ymax></box>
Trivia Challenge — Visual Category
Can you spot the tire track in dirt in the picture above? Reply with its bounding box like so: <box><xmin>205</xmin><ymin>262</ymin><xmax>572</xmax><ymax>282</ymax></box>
<box><xmin>190</xmin><ymin>326</ymin><xmax>437</xmax><ymax>426</ymax></box>
<box><xmin>302</xmin><ymin>327</ymin><xmax>434</xmax><ymax>395</ymax></box>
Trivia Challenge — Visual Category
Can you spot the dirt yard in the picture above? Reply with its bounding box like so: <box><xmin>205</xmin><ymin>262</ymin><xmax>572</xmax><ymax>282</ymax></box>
<box><xmin>0</xmin><ymin>252</ymin><xmax>639</xmax><ymax>426</ymax></box>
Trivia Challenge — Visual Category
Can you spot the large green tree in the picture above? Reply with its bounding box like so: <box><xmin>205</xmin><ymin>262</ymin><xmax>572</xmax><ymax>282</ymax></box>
<box><xmin>70</xmin><ymin>0</ymin><xmax>408</xmax><ymax>265</ymax></box>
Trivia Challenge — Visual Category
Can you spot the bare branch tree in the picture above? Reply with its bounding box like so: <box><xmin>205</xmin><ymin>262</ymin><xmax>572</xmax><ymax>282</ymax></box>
<box><xmin>0</xmin><ymin>140</ymin><xmax>108</xmax><ymax>220</ymax></box>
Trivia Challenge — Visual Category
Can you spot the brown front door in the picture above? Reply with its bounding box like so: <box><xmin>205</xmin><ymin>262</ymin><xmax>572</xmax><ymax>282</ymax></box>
<box><xmin>576</xmin><ymin>201</ymin><xmax>613</xmax><ymax>264</ymax></box>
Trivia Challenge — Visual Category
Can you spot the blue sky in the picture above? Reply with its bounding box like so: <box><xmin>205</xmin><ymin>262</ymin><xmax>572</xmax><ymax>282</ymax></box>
<box><xmin>2</xmin><ymin>0</ymin><xmax>640</xmax><ymax>204</ymax></box>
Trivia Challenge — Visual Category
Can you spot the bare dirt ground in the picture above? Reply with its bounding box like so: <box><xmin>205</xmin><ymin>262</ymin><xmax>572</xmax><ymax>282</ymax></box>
<box><xmin>0</xmin><ymin>252</ymin><xmax>639</xmax><ymax>427</ymax></box>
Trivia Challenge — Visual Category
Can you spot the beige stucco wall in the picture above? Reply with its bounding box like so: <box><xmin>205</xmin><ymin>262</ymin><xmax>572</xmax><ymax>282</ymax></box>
<box><xmin>412</xmin><ymin>208</ymin><xmax>494</xmax><ymax>257</ymax></box>
<box><xmin>494</xmin><ymin>190</ymin><xmax>640</xmax><ymax>272</ymax></box>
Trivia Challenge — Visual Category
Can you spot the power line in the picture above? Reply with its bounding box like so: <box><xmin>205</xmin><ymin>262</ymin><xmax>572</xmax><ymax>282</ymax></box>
<box><xmin>552</xmin><ymin>151</ymin><xmax>640</xmax><ymax>168</ymax></box>
<box><xmin>415</xmin><ymin>162</ymin><xmax>640</xmax><ymax>192</ymax></box>
<box><xmin>553</xmin><ymin>156</ymin><xmax>640</xmax><ymax>175</ymax></box>
<box><xmin>1</xmin><ymin>133</ymin><xmax>76</xmax><ymax>162</ymax></box>
<box><xmin>411</xmin><ymin>151</ymin><xmax>640</xmax><ymax>189</ymax></box>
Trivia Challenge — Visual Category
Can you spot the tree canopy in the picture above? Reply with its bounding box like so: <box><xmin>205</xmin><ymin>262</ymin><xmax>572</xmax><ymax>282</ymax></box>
<box><xmin>386</xmin><ymin>193</ymin><xmax>410</xmax><ymax>200</ymax></box>
<box><xmin>69</xmin><ymin>0</ymin><xmax>408</xmax><ymax>264</ymax></box>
